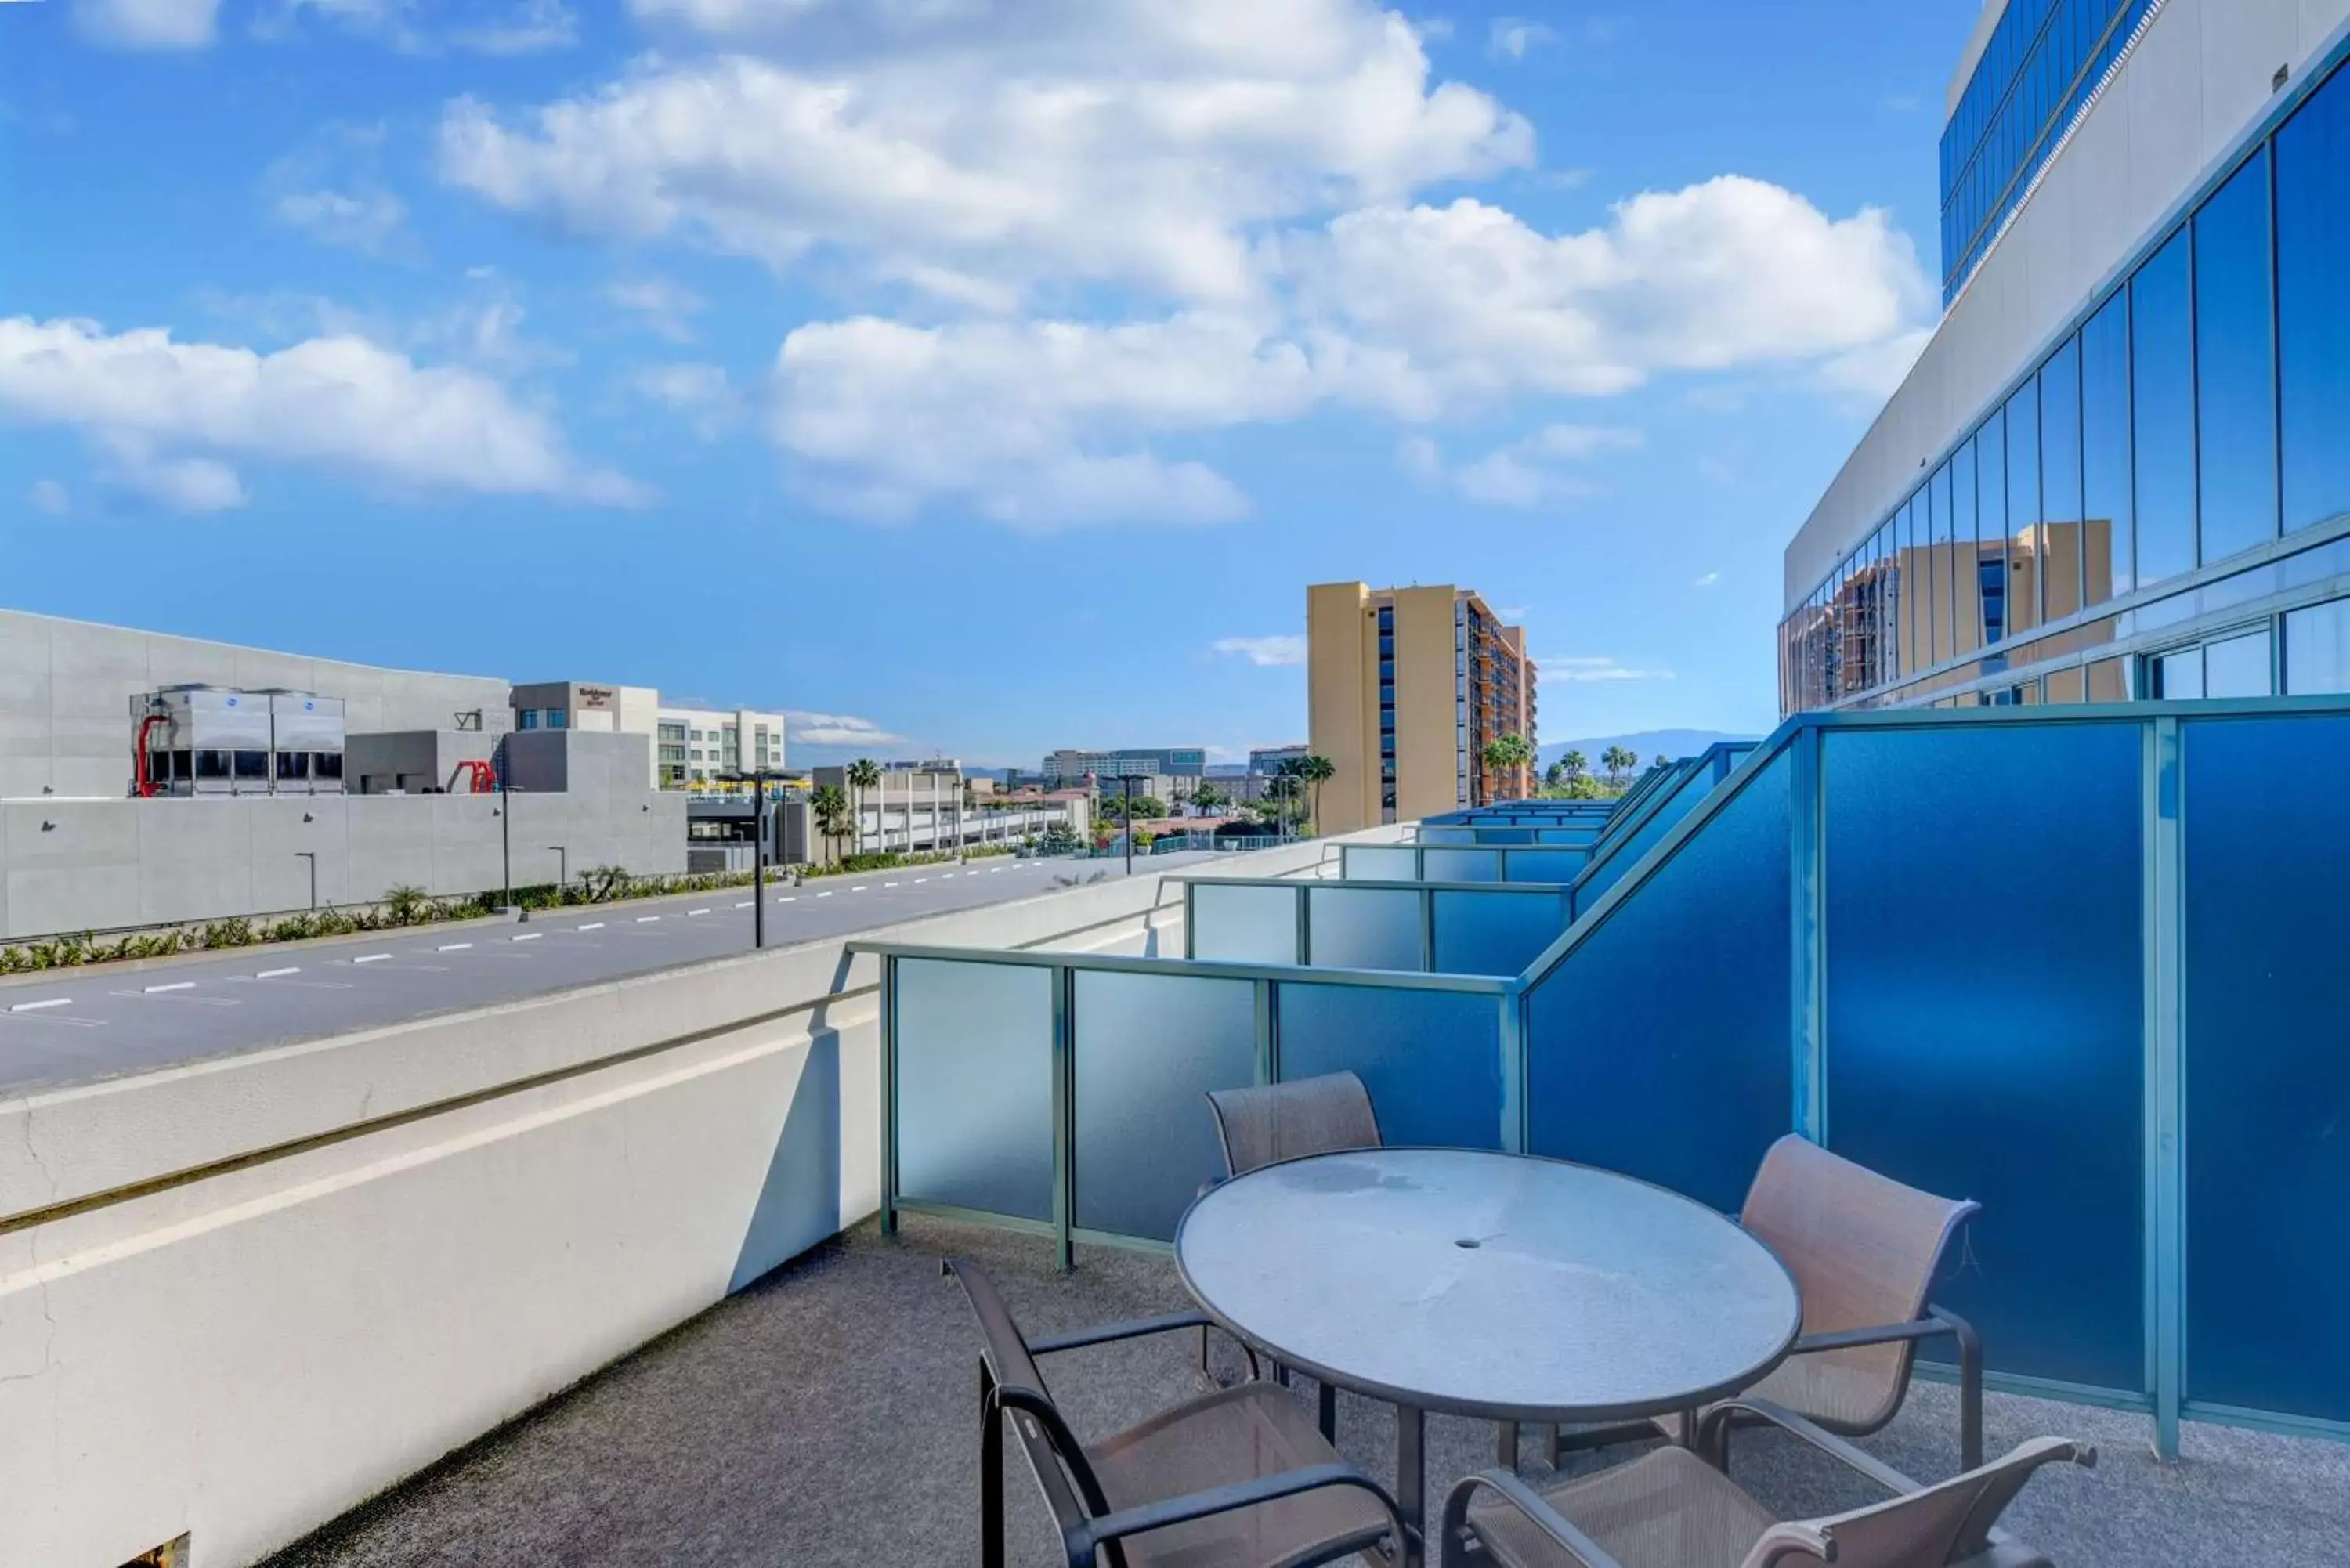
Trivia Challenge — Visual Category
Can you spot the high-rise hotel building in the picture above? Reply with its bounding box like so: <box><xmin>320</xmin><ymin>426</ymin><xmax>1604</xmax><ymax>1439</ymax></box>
<box><xmin>1308</xmin><ymin>583</ymin><xmax>1537</xmax><ymax>833</ymax></box>
<box><xmin>1784</xmin><ymin>1</ymin><xmax>2350</xmax><ymax>712</ymax></box>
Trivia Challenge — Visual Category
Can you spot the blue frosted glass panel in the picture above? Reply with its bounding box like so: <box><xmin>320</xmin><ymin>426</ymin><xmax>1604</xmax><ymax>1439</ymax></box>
<box><xmin>1344</xmin><ymin>844</ymin><xmax>1416</xmax><ymax>881</ymax></box>
<box><xmin>1527</xmin><ymin>754</ymin><xmax>1791</xmax><ymax>1212</ymax></box>
<box><xmin>1433</xmin><ymin>889</ymin><xmax>1568</xmax><ymax>976</ymax></box>
<box><xmin>1578</xmin><ymin>766</ymin><xmax>1716</xmax><ymax>903</ymax></box>
<box><xmin>1419</xmin><ymin>827</ymin><xmax>1476</xmax><ymax>845</ymax></box>
<box><xmin>1190</xmin><ymin>882</ymin><xmax>1298</xmax><ymax>963</ymax></box>
<box><xmin>1278</xmin><ymin>982</ymin><xmax>1503</xmax><ymax>1151</ymax></box>
<box><xmin>1307</xmin><ymin>885</ymin><xmax>1423</xmax><ymax>970</ymax></box>
<box><xmin>2279</xmin><ymin>62</ymin><xmax>2350</xmax><ymax>534</ymax></box>
<box><xmin>1503</xmin><ymin>848</ymin><xmax>1585</xmax><ymax>883</ymax></box>
<box><xmin>895</xmin><ymin>958</ymin><xmax>1054</xmax><ymax>1220</ymax></box>
<box><xmin>2195</xmin><ymin>148</ymin><xmax>2279</xmax><ymax>565</ymax></box>
<box><xmin>1072</xmin><ymin>970</ymin><xmax>1256</xmax><ymax>1241</ymax></box>
<box><xmin>2184</xmin><ymin>714</ymin><xmax>2350</xmax><ymax>1421</ymax></box>
<box><xmin>1424</xmin><ymin>847</ymin><xmax>1500</xmax><ymax>883</ymax></box>
<box><xmin>1824</xmin><ymin>724</ymin><xmax>2144</xmax><ymax>1393</ymax></box>
<box><xmin>2132</xmin><ymin>229</ymin><xmax>2196</xmax><ymax>587</ymax></box>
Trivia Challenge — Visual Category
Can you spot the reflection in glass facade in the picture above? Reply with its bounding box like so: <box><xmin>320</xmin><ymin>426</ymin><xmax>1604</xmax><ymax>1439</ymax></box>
<box><xmin>1784</xmin><ymin>57</ymin><xmax>2350</xmax><ymax>717</ymax></box>
<box><xmin>1940</xmin><ymin>0</ymin><xmax>2160</xmax><ymax>302</ymax></box>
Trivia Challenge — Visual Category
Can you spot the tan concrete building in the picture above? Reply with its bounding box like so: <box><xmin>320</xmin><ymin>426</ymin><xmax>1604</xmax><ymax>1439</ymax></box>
<box><xmin>1307</xmin><ymin>583</ymin><xmax>1537</xmax><ymax>833</ymax></box>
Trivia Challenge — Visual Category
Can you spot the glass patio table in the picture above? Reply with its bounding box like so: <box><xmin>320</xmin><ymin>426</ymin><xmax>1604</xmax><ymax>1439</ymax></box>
<box><xmin>1174</xmin><ymin>1147</ymin><xmax>1802</xmax><ymax>1567</ymax></box>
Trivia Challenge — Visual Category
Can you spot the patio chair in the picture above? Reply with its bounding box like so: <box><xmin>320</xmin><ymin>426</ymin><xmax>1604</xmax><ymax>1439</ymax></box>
<box><xmin>1202</xmin><ymin>1071</ymin><xmax>1384</xmax><ymax>1437</ymax></box>
<box><xmin>1446</xmin><ymin>1396</ymin><xmax>2092</xmax><ymax>1568</ymax></box>
<box><xmin>1550</xmin><ymin>1135</ymin><xmax>1985</xmax><ymax>1472</ymax></box>
<box><xmin>1205</xmin><ymin>1070</ymin><xmax>1384</xmax><ymax>1178</ymax></box>
<box><xmin>945</xmin><ymin>1259</ymin><xmax>1406</xmax><ymax>1568</ymax></box>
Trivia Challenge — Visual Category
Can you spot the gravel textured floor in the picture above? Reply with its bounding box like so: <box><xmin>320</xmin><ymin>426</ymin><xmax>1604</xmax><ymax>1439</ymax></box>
<box><xmin>265</xmin><ymin>1216</ymin><xmax>2350</xmax><ymax>1567</ymax></box>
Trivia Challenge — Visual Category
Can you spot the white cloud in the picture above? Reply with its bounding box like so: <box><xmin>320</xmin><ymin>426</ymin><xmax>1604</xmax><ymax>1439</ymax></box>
<box><xmin>1285</xmin><ymin>181</ymin><xmax>1931</xmax><ymax>414</ymax></box>
<box><xmin>0</xmin><ymin>316</ymin><xmax>642</xmax><ymax>510</ymax></box>
<box><xmin>1212</xmin><ymin>634</ymin><xmax>1307</xmax><ymax>667</ymax></box>
<box><xmin>440</xmin><ymin>2</ymin><xmax>1532</xmax><ymax>305</ymax></box>
<box><xmin>772</xmin><ymin>313</ymin><xmax>1319</xmax><ymax>528</ymax></box>
<box><xmin>1487</xmin><ymin>17</ymin><xmax>1554</xmax><ymax>59</ymax></box>
<box><xmin>1817</xmin><ymin>324</ymin><xmax>1933</xmax><ymax>402</ymax></box>
<box><xmin>258</xmin><ymin>0</ymin><xmax>577</xmax><ymax>52</ymax></box>
<box><xmin>1536</xmin><ymin>656</ymin><xmax>1675</xmax><ymax>684</ymax></box>
<box><xmin>1404</xmin><ymin>422</ymin><xmax>1640</xmax><ymax>508</ymax></box>
<box><xmin>632</xmin><ymin>361</ymin><xmax>739</xmax><ymax>439</ymax></box>
<box><xmin>608</xmin><ymin>279</ymin><xmax>704</xmax><ymax>342</ymax></box>
<box><xmin>1693</xmin><ymin>571</ymin><xmax>1721</xmax><ymax>588</ymax></box>
<box><xmin>786</xmin><ymin>710</ymin><xmax>907</xmax><ymax>748</ymax></box>
<box><xmin>264</xmin><ymin>125</ymin><xmax>411</xmax><ymax>257</ymax></box>
<box><xmin>74</xmin><ymin>0</ymin><xmax>220</xmax><ymax>48</ymax></box>
<box><xmin>27</xmin><ymin>479</ymin><xmax>70</xmax><ymax>515</ymax></box>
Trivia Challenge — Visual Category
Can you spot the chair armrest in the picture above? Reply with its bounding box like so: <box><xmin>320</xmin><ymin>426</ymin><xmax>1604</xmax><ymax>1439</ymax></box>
<box><xmin>1068</xmin><ymin>1462</ymin><xmax>1403</xmax><ymax>1566</ymax></box>
<box><xmin>1439</xmin><ymin>1469</ymin><xmax>1627</xmax><ymax>1568</ymax></box>
<box><xmin>1029</xmin><ymin>1312</ymin><xmax>1222</xmax><ymax>1355</ymax></box>
<box><xmin>1789</xmin><ymin>1317</ymin><xmax>1954</xmax><ymax>1355</ymax></box>
<box><xmin>1706</xmin><ymin>1396</ymin><xmax>1923</xmax><ymax>1497</ymax></box>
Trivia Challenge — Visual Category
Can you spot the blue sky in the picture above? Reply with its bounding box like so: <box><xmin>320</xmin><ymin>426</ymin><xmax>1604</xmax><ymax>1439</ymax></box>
<box><xmin>1</xmin><ymin>0</ymin><xmax>1979</xmax><ymax>766</ymax></box>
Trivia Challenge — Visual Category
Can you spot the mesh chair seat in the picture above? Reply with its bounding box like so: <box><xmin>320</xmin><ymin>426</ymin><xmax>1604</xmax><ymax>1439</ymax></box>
<box><xmin>1206</xmin><ymin>1072</ymin><xmax>1382</xmax><ymax>1178</ymax></box>
<box><xmin>1468</xmin><ymin>1447</ymin><xmax>1773</xmax><ymax>1568</ymax></box>
<box><xmin>1089</xmin><ymin>1383</ymin><xmax>1392</xmax><ymax>1568</ymax></box>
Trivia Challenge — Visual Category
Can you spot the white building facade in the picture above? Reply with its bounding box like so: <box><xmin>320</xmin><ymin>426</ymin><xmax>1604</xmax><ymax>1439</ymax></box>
<box><xmin>656</xmin><ymin>706</ymin><xmax>788</xmax><ymax>789</ymax></box>
<box><xmin>1784</xmin><ymin>1</ymin><xmax>2350</xmax><ymax>713</ymax></box>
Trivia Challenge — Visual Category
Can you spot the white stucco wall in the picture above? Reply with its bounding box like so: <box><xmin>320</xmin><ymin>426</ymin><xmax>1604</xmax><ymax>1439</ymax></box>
<box><xmin>0</xmin><ymin>833</ymin><xmax>1377</xmax><ymax>1568</ymax></box>
<box><xmin>1788</xmin><ymin>0</ymin><xmax>2350</xmax><ymax>613</ymax></box>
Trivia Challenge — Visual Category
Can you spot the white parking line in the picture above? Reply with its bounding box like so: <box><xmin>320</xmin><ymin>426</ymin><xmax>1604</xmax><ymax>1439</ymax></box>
<box><xmin>817</xmin><ymin>891</ymin><xmax>833</xmax><ymax>898</ymax></box>
<box><xmin>7</xmin><ymin>997</ymin><xmax>70</xmax><ymax>1013</ymax></box>
<box><xmin>736</xmin><ymin>901</ymin><xmax>754</xmax><ymax>909</ymax></box>
<box><xmin>438</xmin><ymin>942</ymin><xmax>473</xmax><ymax>952</ymax></box>
<box><xmin>883</xmin><ymin>882</ymin><xmax>899</xmax><ymax>888</ymax></box>
<box><xmin>512</xmin><ymin>932</ymin><xmax>543</xmax><ymax>942</ymax></box>
<box><xmin>577</xmin><ymin>923</ymin><xmax>605</xmax><ymax>931</ymax></box>
<box><xmin>143</xmin><ymin>981</ymin><xmax>196</xmax><ymax>993</ymax></box>
<box><xmin>913</xmin><ymin>878</ymin><xmax>929</xmax><ymax>884</ymax></box>
<box><xmin>779</xmin><ymin>896</ymin><xmax>797</xmax><ymax>903</ymax></box>
<box><xmin>851</xmin><ymin>886</ymin><xmax>869</xmax><ymax>893</ymax></box>
<box><xmin>256</xmin><ymin>966</ymin><xmax>300</xmax><ymax>979</ymax></box>
<box><xmin>635</xmin><ymin>916</ymin><xmax>660</xmax><ymax>923</ymax></box>
<box><xmin>352</xmin><ymin>953</ymin><xmax>393</xmax><ymax>964</ymax></box>
<box><xmin>688</xmin><ymin>908</ymin><xmax>711</xmax><ymax>916</ymax></box>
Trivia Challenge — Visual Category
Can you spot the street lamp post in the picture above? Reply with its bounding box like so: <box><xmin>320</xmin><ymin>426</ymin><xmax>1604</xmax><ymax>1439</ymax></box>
<box><xmin>721</xmin><ymin>768</ymin><xmax>787</xmax><ymax>949</ymax></box>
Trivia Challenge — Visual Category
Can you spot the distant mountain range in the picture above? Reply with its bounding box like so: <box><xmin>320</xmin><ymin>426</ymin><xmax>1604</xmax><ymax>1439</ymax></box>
<box><xmin>1538</xmin><ymin>729</ymin><xmax>1758</xmax><ymax>769</ymax></box>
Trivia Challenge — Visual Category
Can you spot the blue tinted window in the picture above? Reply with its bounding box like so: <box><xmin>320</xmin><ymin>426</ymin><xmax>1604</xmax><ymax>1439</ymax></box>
<box><xmin>2204</xmin><ymin>627</ymin><xmax>2273</xmax><ymax>699</ymax></box>
<box><xmin>1951</xmin><ymin>438</ymin><xmax>1981</xmax><ymax>656</ymax></box>
<box><xmin>2284</xmin><ymin>598</ymin><xmax>2350</xmax><ymax>695</ymax></box>
<box><xmin>1978</xmin><ymin>407</ymin><xmax>2008</xmax><ymax>644</ymax></box>
<box><xmin>2040</xmin><ymin>336</ymin><xmax>2084</xmax><ymax>620</ymax></box>
<box><xmin>2080</xmin><ymin>291</ymin><xmax>2132</xmax><ymax>599</ymax></box>
<box><xmin>2195</xmin><ymin>149</ymin><xmax>2279</xmax><ymax>565</ymax></box>
<box><xmin>2006</xmin><ymin>377</ymin><xmax>2042</xmax><ymax>634</ymax></box>
<box><xmin>2277</xmin><ymin>64</ymin><xmax>2350</xmax><ymax>534</ymax></box>
<box><xmin>2132</xmin><ymin>229</ymin><xmax>2196</xmax><ymax>587</ymax></box>
<box><xmin>1931</xmin><ymin>461</ymin><xmax>1956</xmax><ymax>663</ymax></box>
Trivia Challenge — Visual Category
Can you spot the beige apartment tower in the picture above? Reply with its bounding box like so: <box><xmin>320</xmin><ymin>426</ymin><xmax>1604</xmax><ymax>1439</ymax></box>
<box><xmin>1307</xmin><ymin>583</ymin><xmax>1537</xmax><ymax>835</ymax></box>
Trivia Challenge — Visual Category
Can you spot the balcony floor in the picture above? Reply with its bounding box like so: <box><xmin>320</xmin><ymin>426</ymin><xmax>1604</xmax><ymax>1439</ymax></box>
<box><xmin>267</xmin><ymin>1216</ymin><xmax>2349</xmax><ymax>1567</ymax></box>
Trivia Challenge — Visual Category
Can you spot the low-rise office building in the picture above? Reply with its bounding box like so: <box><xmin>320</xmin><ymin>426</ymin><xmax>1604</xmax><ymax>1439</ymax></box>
<box><xmin>0</xmin><ymin>610</ymin><xmax>682</xmax><ymax>939</ymax></box>
<box><xmin>657</xmin><ymin>704</ymin><xmax>788</xmax><ymax>789</ymax></box>
<box><xmin>1039</xmin><ymin>746</ymin><xmax>1207</xmax><ymax>801</ymax></box>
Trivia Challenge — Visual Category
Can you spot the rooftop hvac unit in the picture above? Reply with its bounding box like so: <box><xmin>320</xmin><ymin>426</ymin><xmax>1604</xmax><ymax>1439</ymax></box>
<box><xmin>129</xmin><ymin>685</ymin><xmax>347</xmax><ymax>797</ymax></box>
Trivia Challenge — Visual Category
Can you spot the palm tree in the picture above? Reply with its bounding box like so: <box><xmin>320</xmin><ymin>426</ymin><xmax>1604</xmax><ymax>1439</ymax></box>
<box><xmin>810</xmin><ymin>784</ymin><xmax>850</xmax><ymax>862</ymax></box>
<box><xmin>846</xmin><ymin>758</ymin><xmax>881</xmax><ymax>855</ymax></box>
<box><xmin>1562</xmin><ymin>749</ymin><xmax>1587</xmax><ymax>785</ymax></box>
<box><xmin>1285</xmin><ymin>753</ymin><xmax>1335</xmax><ymax>836</ymax></box>
<box><xmin>1480</xmin><ymin>732</ymin><xmax>1535</xmax><ymax>802</ymax></box>
<box><xmin>1600</xmin><ymin>745</ymin><xmax>1635</xmax><ymax>788</ymax></box>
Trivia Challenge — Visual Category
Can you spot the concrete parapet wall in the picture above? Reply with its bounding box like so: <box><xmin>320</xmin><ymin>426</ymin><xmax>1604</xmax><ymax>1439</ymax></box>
<box><xmin>0</xmin><ymin>831</ymin><xmax>1372</xmax><ymax>1567</ymax></box>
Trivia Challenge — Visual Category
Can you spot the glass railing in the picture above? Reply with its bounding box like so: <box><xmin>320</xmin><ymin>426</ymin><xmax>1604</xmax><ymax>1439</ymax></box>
<box><xmin>859</xmin><ymin>698</ymin><xmax>2350</xmax><ymax>1459</ymax></box>
<box><xmin>1176</xmin><ymin>874</ymin><xmax>1574</xmax><ymax>976</ymax></box>
<box><xmin>1337</xmin><ymin>842</ymin><xmax>1594</xmax><ymax>884</ymax></box>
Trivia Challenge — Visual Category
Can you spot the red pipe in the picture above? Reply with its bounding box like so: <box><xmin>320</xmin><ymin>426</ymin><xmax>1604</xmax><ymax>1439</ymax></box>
<box><xmin>134</xmin><ymin>713</ymin><xmax>165</xmax><ymax>798</ymax></box>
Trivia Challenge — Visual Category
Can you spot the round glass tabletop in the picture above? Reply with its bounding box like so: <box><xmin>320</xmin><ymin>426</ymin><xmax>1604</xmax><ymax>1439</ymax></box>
<box><xmin>1175</xmin><ymin>1147</ymin><xmax>1802</xmax><ymax>1422</ymax></box>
